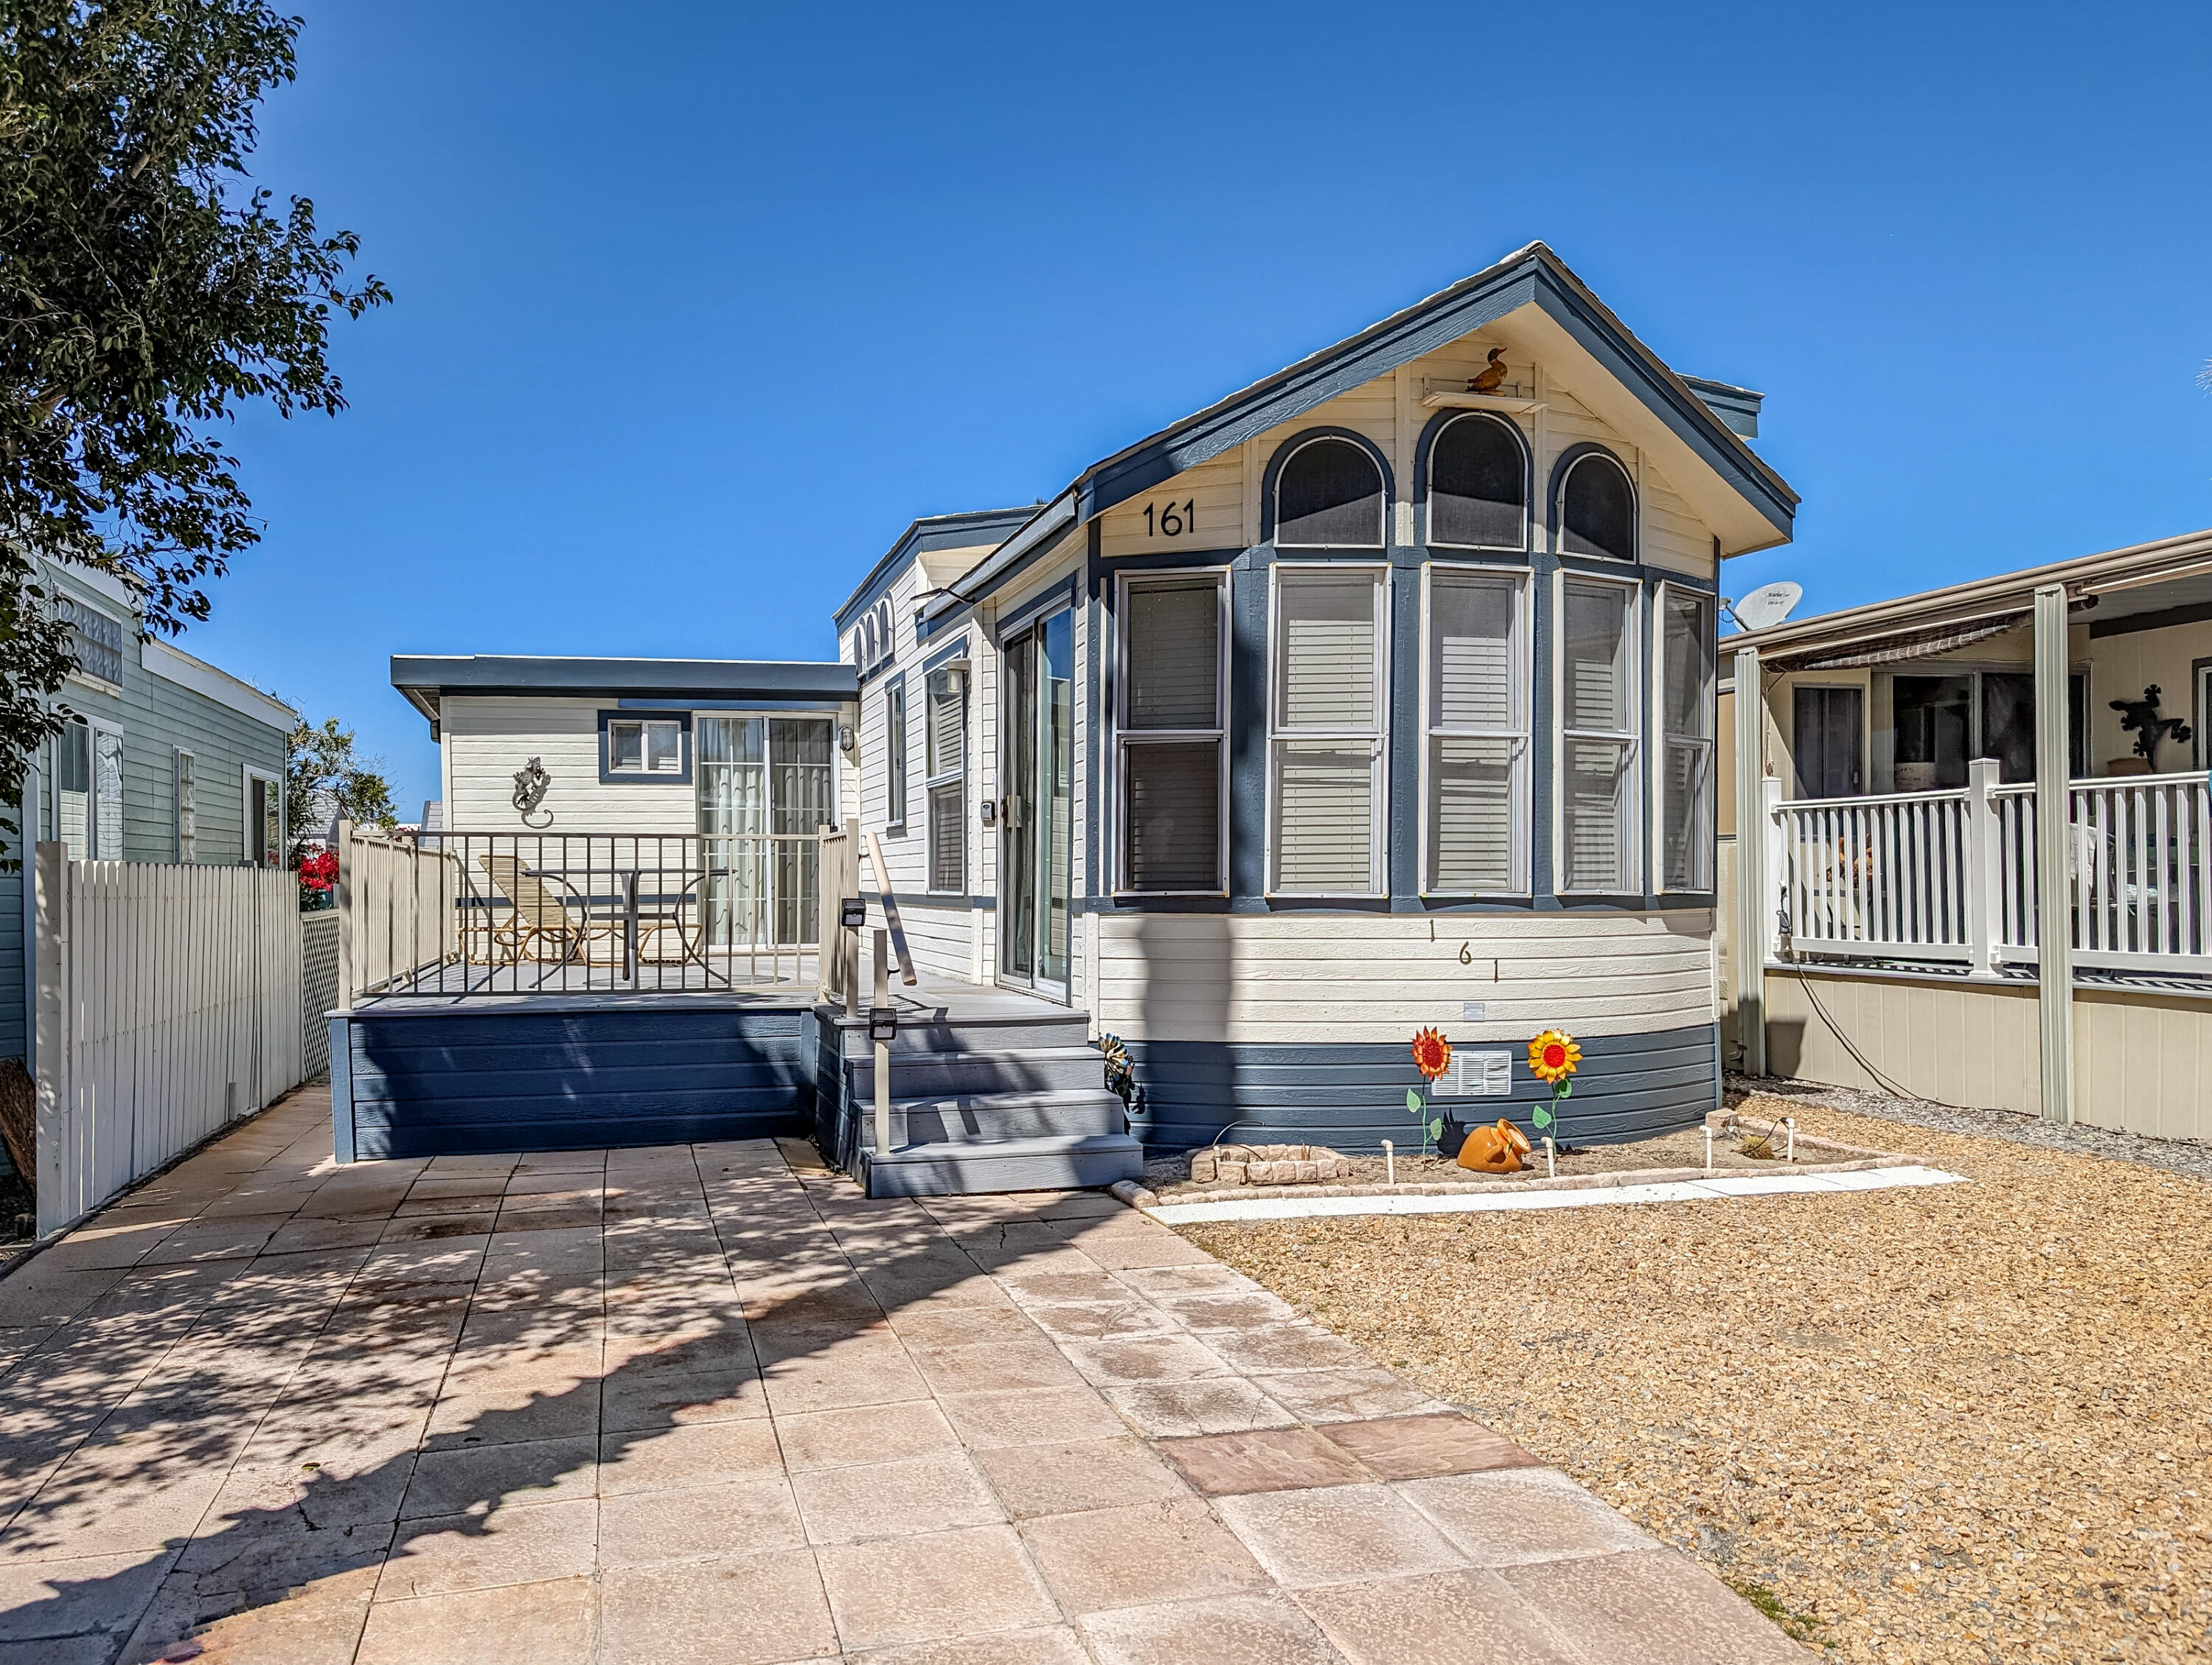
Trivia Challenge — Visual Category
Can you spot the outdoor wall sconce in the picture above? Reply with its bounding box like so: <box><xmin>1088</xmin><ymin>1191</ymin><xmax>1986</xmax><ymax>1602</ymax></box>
<box><xmin>868</xmin><ymin>1008</ymin><xmax>899</xmax><ymax>1044</ymax></box>
<box><xmin>841</xmin><ymin>897</ymin><xmax>867</xmax><ymax>931</ymax></box>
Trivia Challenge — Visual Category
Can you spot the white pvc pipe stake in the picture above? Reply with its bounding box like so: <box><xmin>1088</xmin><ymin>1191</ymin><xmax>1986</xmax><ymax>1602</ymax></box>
<box><xmin>1543</xmin><ymin>1136</ymin><xmax>1556</xmax><ymax>1180</ymax></box>
<box><xmin>1703</xmin><ymin>1125</ymin><xmax>1714</xmax><ymax>1174</ymax></box>
<box><xmin>1785</xmin><ymin>1117</ymin><xmax>1796</xmax><ymax>1163</ymax></box>
<box><xmin>1380</xmin><ymin>1139</ymin><xmax>1395</xmax><ymax>1186</ymax></box>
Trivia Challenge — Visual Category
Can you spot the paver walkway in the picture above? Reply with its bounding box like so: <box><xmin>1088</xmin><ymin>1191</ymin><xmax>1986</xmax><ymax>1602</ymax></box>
<box><xmin>0</xmin><ymin>1086</ymin><xmax>1805</xmax><ymax>1664</ymax></box>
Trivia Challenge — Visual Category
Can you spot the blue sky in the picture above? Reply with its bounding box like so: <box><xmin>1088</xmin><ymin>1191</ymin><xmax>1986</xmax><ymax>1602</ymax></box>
<box><xmin>190</xmin><ymin>0</ymin><xmax>2212</xmax><ymax>812</ymax></box>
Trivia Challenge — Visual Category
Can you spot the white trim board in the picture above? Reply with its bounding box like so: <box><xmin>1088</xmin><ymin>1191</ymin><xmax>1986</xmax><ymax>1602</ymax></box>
<box><xmin>1142</xmin><ymin>1164</ymin><xmax>1968</xmax><ymax>1224</ymax></box>
<box><xmin>145</xmin><ymin>639</ymin><xmax>297</xmax><ymax>731</ymax></box>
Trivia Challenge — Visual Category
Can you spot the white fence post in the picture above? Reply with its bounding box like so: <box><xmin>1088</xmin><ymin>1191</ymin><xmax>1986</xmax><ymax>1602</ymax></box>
<box><xmin>333</xmin><ymin>818</ymin><xmax>355</xmax><ymax>1010</ymax></box>
<box><xmin>31</xmin><ymin>843</ymin><xmax>67</xmax><ymax>1237</ymax></box>
<box><xmin>1964</xmin><ymin>757</ymin><xmax>2001</xmax><ymax>976</ymax></box>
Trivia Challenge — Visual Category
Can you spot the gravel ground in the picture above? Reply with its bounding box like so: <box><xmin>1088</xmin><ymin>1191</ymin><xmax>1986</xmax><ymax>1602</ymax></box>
<box><xmin>1178</xmin><ymin>1094</ymin><xmax>2212</xmax><ymax>1663</ymax></box>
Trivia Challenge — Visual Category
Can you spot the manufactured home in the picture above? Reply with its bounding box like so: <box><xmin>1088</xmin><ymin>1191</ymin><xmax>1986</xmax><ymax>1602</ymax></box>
<box><xmin>1719</xmin><ymin>529</ymin><xmax>2212</xmax><ymax>1141</ymax></box>
<box><xmin>834</xmin><ymin>241</ymin><xmax>1797</xmax><ymax>1155</ymax></box>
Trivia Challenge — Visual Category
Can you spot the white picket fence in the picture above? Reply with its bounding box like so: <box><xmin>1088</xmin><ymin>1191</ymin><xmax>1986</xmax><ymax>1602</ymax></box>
<box><xmin>1767</xmin><ymin>765</ymin><xmax>2212</xmax><ymax>976</ymax></box>
<box><xmin>32</xmin><ymin>845</ymin><xmax>307</xmax><ymax>1236</ymax></box>
<box><xmin>334</xmin><ymin>820</ymin><xmax>462</xmax><ymax>1004</ymax></box>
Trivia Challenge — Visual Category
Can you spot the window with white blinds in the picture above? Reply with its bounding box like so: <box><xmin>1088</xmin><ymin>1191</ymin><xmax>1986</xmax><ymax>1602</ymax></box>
<box><xmin>1558</xmin><ymin>575</ymin><xmax>1640</xmax><ymax>893</ymax></box>
<box><xmin>884</xmin><ymin>678</ymin><xmax>908</xmax><ymax>830</ymax></box>
<box><xmin>1270</xmin><ymin>568</ymin><xmax>1385</xmax><ymax>894</ymax></box>
<box><xmin>1660</xmin><ymin>587</ymin><xmax>1716</xmax><ymax>891</ymax></box>
<box><xmin>924</xmin><ymin>667</ymin><xmax>966</xmax><ymax>893</ymax></box>
<box><xmin>1116</xmin><ymin>576</ymin><xmax>1225</xmax><ymax>893</ymax></box>
<box><xmin>1424</xmin><ymin>568</ymin><xmax>1528</xmax><ymax>894</ymax></box>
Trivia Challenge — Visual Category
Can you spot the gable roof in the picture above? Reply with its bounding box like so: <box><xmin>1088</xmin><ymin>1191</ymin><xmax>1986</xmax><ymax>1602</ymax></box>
<box><xmin>831</xmin><ymin>507</ymin><xmax>1037</xmax><ymax>630</ymax></box>
<box><xmin>927</xmin><ymin>242</ymin><xmax>1798</xmax><ymax>620</ymax></box>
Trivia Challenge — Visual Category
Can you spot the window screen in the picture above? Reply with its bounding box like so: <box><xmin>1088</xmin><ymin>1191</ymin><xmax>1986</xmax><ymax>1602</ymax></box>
<box><xmin>1660</xmin><ymin>589</ymin><xmax>1715</xmax><ymax>891</ymax></box>
<box><xmin>1429</xmin><ymin>416</ymin><xmax>1526</xmax><ymax>549</ymax></box>
<box><xmin>1117</xmin><ymin>578</ymin><xmax>1223</xmax><ymax>891</ymax></box>
<box><xmin>1559</xmin><ymin>453</ymin><xmax>1635</xmax><ymax>562</ymax></box>
<box><xmin>1270</xmin><ymin>570</ymin><xmax>1384</xmax><ymax>894</ymax></box>
<box><xmin>1426</xmin><ymin>571</ymin><xmax>1526</xmax><ymax>893</ymax></box>
<box><xmin>1275</xmin><ymin>438</ymin><xmax>1385</xmax><ymax>549</ymax></box>
<box><xmin>884</xmin><ymin>679</ymin><xmax>907</xmax><ymax>827</ymax></box>
<box><xmin>925</xmin><ymin>667</ymin><xmax>967</xmax><ymax>893</ymax></box>
<box><xmin>1559</xmin><ymin>577</ymin><xmax>1638</xmax><ymax>891</ymax></box>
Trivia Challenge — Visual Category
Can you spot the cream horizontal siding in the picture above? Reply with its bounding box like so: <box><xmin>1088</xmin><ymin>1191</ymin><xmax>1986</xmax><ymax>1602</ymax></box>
<box><xmin>1092</xmin><ymin>910</ymin><xmax>1715</xmax><ymax>1045</ymax></box>
<box><xmin>442</xmin><ymin>698</ymin><xmax>694</xmax><ymax>833</ymax></box>
<box><xmin>1641</xmin><ymin>469</ymin><xmax>1716</xmax><ymax>579</ymax></box>
<box><xmin>1099</xmin><ymin>456</ymin><xmax>1245</xmax><ymax>557</ymax></box>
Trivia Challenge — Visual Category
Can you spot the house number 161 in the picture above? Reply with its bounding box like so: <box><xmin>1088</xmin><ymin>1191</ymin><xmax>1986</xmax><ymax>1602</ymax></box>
<box><xmin>1143</xmin><ymin>499</ymin><xmax>1196</xmax><ymax>538</ymax></box>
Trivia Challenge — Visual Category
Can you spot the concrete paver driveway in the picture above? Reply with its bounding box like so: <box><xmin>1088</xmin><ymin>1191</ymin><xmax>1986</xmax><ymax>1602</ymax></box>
<box><xmin>0</xmin><ymin>1086</ymin><xmax>1803</xmax><ymax>1663</ymax></box>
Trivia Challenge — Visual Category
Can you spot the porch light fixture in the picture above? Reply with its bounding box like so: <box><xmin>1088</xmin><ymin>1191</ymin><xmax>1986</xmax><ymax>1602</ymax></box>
<box><xmin>868</xmin><ymin>1008</ymin><xmax>899</xmax><ymax>1044</ymax></box>
<box><xmin>840</xmin><ymin>897</ymin><xmax>866</xmax><ymax>931</ymax></box>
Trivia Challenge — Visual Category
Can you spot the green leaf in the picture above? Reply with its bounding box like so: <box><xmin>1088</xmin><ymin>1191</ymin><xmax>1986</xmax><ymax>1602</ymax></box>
<box><xmin>1405</xmin><ymin>1089</ymin><xmax>1424</xmax><ymax>1114</ymax></box>
<box><xmin>1532</xmin><ymin>1105</ymin><xmax>1553</xmax><ymax>1130</ymax></box>
<box><xmin>1427</xmin><ymin>1118</ymin><xmax>1444</xmax><ymax>1141</ymax></box>
<box><xmin>1557</xmin><ymin>1080</ymin><xmax>1574</xmax><ymax>1101</ymax></box>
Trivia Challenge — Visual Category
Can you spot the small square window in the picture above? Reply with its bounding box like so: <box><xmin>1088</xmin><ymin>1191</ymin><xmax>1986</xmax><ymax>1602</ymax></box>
<box><xmin>606</xmin><ymin>717</ymin><xmax>685</xmax><ymax>777</ymax></box>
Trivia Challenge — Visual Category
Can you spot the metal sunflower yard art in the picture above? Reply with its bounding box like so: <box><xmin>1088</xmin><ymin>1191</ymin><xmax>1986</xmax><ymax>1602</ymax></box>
<box><xmin>1405</xmin><ymin>1028</ymin><xmax>1451</xmax><ymax>1158</ymax></box>
<box><xmin>1528</xmin><ymin>1029</ymin><xmax>1582</xmax><ymax>1150</ymax></box>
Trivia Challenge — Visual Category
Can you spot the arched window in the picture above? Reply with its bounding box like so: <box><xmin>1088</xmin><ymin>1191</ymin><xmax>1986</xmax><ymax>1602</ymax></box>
<box><xmin>1557</xmin><ymin>451</ymin><xmax>1635</xmax><ymax>562</ymax></box>
<box><xmin>1428</xmin><ymin>414</ymin><xmax>1526</xmax><ymax>549</ymax></box>
<box><xmin>1274</xmin><ymin>436</ymin><xmax>1385</xmax><ymax>549</ymax></box>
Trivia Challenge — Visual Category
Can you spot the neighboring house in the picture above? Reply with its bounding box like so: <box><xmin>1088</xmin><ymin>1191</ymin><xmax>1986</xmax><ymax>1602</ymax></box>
<box><xmin>3</xmin><ymin>561</ymin><xmax>297</xmax><ymax>1063</ymax></box>
<box><xmin>1719</xmin><ymin>528</ymin><xmax>2212</xmax><ymax>1141</ymax></box>
<box><xmin>833</xmin><ymin>241</ymin><xmax>1798</xmax><ymax>1150</ymax></box>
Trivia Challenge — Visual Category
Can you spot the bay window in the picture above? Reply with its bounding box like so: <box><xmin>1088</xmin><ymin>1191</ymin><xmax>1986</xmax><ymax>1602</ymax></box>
<box><xmin>1116</xmin><ymin>574</ymin><xmax>1225</xmax><ymax>893</ymax></box>
<box><xmin>1270</xmin><ymin>566</ymin><xmax>1387</xmax><ymax>895</ymax></box>
<box><xmin>1557</xmin><ymin>574</ymin><xmax>1639</xmax><ymax>893</ymax></box>
<box><xmin>1658</xmin><ymin>586</ymin><xmax>1716</xmax><ymax>891</ymax></box>
<box><xmin>1424</xmin><ymin>566</ymin><xmax>1528</xmax><ymax>894</ymax></box>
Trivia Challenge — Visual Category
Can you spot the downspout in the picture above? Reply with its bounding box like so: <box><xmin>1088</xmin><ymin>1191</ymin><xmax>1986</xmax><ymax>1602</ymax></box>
<box><xmin>1731</xmin><ymin>644</ymin><xmax>1767</xmax><ymax>1077</ymax></box>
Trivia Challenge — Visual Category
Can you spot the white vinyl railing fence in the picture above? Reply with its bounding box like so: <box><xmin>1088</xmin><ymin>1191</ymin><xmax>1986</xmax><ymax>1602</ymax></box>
<box><xmin>32</xmin><ymin>845</ymin><xmax>307</xmax><ymax>1236</ymax></box>
<box><xmin>1767</xmin><ymin>766</ymin><xmax>2212</xmax><ymax>977</ymax></box>
<box><xmin>335</xmin><ymin>819</ymin><xmax>463</xmax><ymax>1004</ymax></box>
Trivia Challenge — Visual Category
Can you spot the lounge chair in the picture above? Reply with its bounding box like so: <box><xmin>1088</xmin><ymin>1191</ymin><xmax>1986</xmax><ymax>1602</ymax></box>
<box><xmin>476</xmin><ymin>855</ymin><xmax>619</xmax><ymax>970</ymax></box>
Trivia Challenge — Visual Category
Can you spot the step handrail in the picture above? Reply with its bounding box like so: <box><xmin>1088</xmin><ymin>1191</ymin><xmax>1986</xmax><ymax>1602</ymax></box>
<box><xmin>865</xmin><ymin>830</ymin><xmax>919</xmax><ymax>987</ymax></box>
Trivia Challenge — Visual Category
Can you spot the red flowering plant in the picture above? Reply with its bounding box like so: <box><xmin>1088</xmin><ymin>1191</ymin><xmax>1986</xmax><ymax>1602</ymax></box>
<box><xmin>1404</xmin><ymin>1028</ymin><xmax>1452</xmax><ymax>1158</ymax></box>
<box><xmin>297</xmin><ymin>848</ymin><xmax>337</xmax><ymax>911</ymax></box>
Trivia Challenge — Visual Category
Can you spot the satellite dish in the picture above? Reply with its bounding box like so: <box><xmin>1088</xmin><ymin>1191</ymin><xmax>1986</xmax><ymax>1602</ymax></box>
<box><xmin>1728</xmin><ymin>580</ymin><xmax>1803</xmax><ymax>632</ymax></box>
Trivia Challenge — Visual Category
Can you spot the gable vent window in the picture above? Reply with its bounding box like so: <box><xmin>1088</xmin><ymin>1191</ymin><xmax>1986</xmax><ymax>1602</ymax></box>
<box><xmin>925</xmin><ymin>667</ymin><xmax>967</xmax><ymax>893</ymax></box>
<box><xmin>1116</xmin><ymin>575</ymin><xmax>1225</xmax><ymax>894</ymax></box>
<box><xmin>58</xmin><ymin>596</ymin><xmax>126</xmax><ymax>685</ymax></box>
<box><xmin>1269</xmin><ymin>567</ymin><xmax>1387</xmax><ymax>895</ymax></box>
<box><xmin>1424</xmin><ymin>567</ymin><xmax>1528</xmax><ymax>894</ymax></box>
<box><xmin>1275</xmin><ymin>437</ymin><xmax>1385</xmax><ymax>549</ymax></box>
<box><xmin>1428</xmin><ymin>414</ymin><xmax>1527</xmax><ymax>550</ymax></box>
<box><xmin>1557</xmin><ymin>451</ymin><xmax>1636</xmax><ymax>563</ymax></box>
<box><xmin>1558</xmin><ymin>575</ymin><xmax>1641</xmax><ymax>893</ymax></box>
<box><xmin>1659</xmin><ymin>587</ymin><xmax>1716</xmax><ymax>891</ymax></box>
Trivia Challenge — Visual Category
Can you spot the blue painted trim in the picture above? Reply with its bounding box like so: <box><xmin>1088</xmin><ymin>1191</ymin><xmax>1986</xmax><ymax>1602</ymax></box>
<box><xmin>831</xmin><ymin>507</ymin><xmax>1037</xmax><ymax>629</ymax></box>
<box><xmin>995</xmin><ymin>574</ymin><xmax>1079</xmax><ymax>644</ymax></box>
<box><xmin>921</xmin><ymin>634</ymin><xmax>972</xmax><ymax>675</ymax></box>
<box><xmin>328</xmin><ymin>1016</ymin><xmax>355</xmax><ymax>1164</ymax></box>
<box><xmin>392</xmin><ymin>657</ymin><xmax>854</xmax><ymax>720</ymax></box>
<box><xmin>1258</xmin><ymin>428</ymin><xmax>1393</xmax><ymax>548</ymax></box>
<box><xmin>1412</xmin><ymin>409</ymin><xmax>1531</xmax><ymax>554</ymax></box>
<box><xmin>1123</xmin><ymin>1021</ymin><xmax>1719</xmax><ymax>1152</ymax></box>
<box><xmin>597</xmin><ymin>709</ymin><xmax>694</xmax><ymax>786</ymax></box>
<box><xmin>1546</xmin><ymin>443</ymin><xmax>1638</xmax><ymax>563</ymax></box>
<box><xmin>917</xmin><ymin>600</ymin><xmax>974</xmax><ymax>645</ymax></box>
<box><xmin>616</xmin><ymin>697</ymin><xmax>846</xmax><ymax>713</ymax></box>
<box><xmin>1681</xmin><ymin>375</ymin><xmax>1761</xmax><ymax>439</ymax></box>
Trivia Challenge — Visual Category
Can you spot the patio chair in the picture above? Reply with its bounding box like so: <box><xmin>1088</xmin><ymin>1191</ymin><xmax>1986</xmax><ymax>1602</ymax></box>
<box><xmin>476</xmin><ymin>855</ymin><xmax>619</xmax><ymax>969</ymax></box>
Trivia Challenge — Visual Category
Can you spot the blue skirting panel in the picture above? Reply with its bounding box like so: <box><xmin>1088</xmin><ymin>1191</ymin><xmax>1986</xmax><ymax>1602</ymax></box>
<box><xmin>1125</xmin><ymin>1022</ymin><xmax>1719</xmax><ymax>1153</ymax></box>
<box><xmin>341</xmin><ymin>1006</ymin><xmax>813</xmax><ymax>1160</ymax></box>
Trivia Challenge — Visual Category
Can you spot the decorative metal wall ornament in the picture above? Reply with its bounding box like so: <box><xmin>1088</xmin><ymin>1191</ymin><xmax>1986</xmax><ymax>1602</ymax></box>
<box><xmin>512</xmin><ymin>757</ymin><xmax>553</xmax><ymax>827</ymax></box>
<box><xmin>2110</xmin><ymin>686</ymin><xmax>2193</xmax><ymax>768</ymax></box>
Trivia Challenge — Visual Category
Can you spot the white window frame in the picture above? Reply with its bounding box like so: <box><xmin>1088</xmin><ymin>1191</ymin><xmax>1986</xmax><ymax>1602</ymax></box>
<box><xmin>1112</xmin><ymin>568</ymin><xmax>1231</xmax><ymax>897</ymax></box>
<box><xmin>243</xmin><ymin>763</ymin><xmax>282</xmax><ymax>868</ymax></box>
<box><xmin>1425</xmin><ymin>413</ymin><xmax>1531</xmax><ymax>553</ymax></box>
<box><xmin>174</xmin><ymin>747</ymin><xmax>198</xmax><ymax>863</ymax></box>
<box><xmin>924</xmin><ymin>662</ymin><xmax>969</xmax><ymax>894</ymax></box>
<box><xmin>1419</xmin><ymin>561</ymin><xmax>1531</xmax><ymax>897</ymax></box>
<box><xmin>1554</xmin><ymin>451</ymin><xmax>1639</xmax><ymax>563</ymax></box>
<box><xmin>606</xmin><ymin>717</ymin><xmax>684</xmax><ymax>777</ymax></box>
<box><xmin>883</xmin><ymin>676</ymin><xmax>908</xmax><ymax>832</ymax></box>
<box><xmin>1265</xmin><ymin>560</ymin><xmax>1391</xmax><ymax>898</ymax></box>
<box><xmin>1552</xmin><ymin>569</ymin><xmax>1643</xmax><ymax>897</ymax></box>
<box><xmin>1273</xmin><ymin>436</ymin><xmax>1388</xmax><ymax>551</ymax></box>
<box><xmin>1654</xmin><ymin>583</ymin><xmax>1717</xmax><ymax>894</ymax></box>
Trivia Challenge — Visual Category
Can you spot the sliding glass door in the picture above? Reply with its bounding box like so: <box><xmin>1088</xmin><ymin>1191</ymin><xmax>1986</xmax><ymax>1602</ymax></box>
<box><xmin>999</xmin><ymin>612</ymin><xmax>1073</xmax><ymax>997</ymax></box>
<box><xmin>697</xmin><ymin>715</ymin><xmax>832</xmax><ymax>946</ymax></box>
